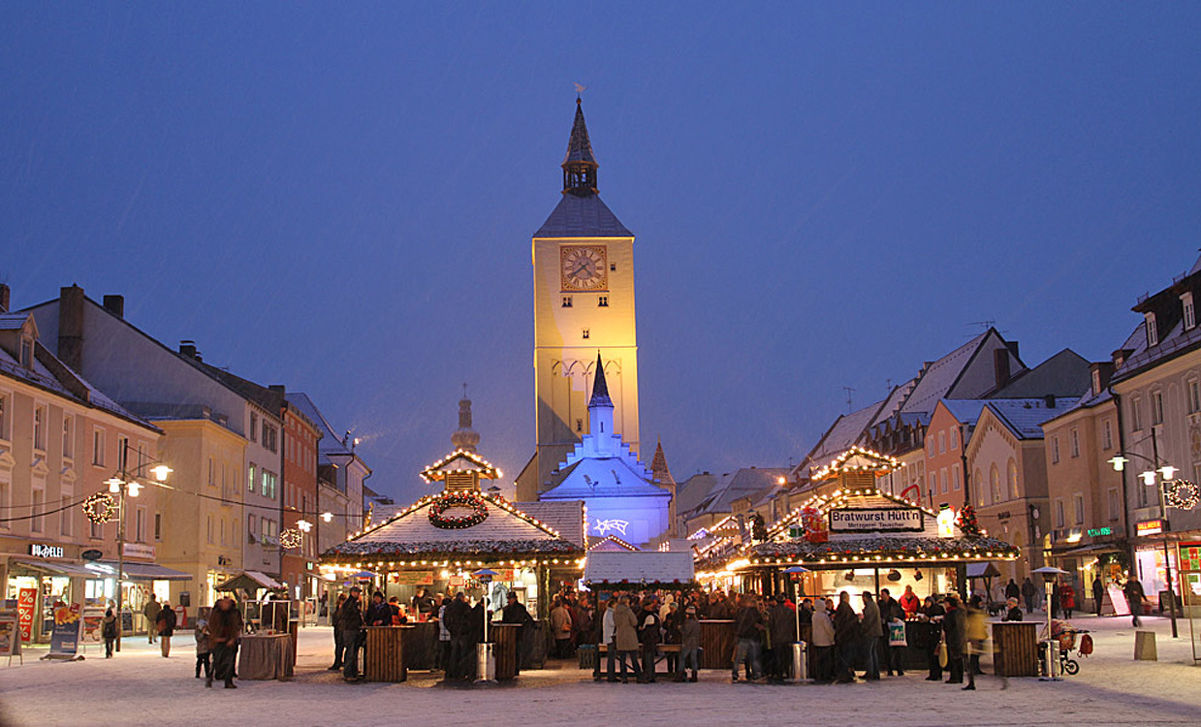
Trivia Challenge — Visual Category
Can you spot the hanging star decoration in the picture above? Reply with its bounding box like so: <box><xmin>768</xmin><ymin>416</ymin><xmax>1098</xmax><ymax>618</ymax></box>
<box><xmin>1165</xmin><ymin>479</ymin><xmax>1201</xmax><ymax>511</ymax></box>
<box><xmin>83</xmin><ymin>492</ymin><xmax>118</xmax><ymax>524</ymax></box>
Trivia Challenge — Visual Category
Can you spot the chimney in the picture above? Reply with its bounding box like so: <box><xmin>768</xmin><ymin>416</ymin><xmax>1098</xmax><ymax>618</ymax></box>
<box><xmin>993</xmin><ymin>348</ymin><xmax>1012</xmax><ymax>389</ymax></box>
<box><xmin>178</xmin><ymin>340</ymin><xmax>201</xmax><ymax>361</ymax></box>
<box><xmin>0</xmin><ymin>284</ymin><xmax>9</xmax><ymax>313</ymax></box>
<box><xmin>58</xmin><ymin>285</ymin><xmax>85</xmax><ymax>372</ymax></box>
<box><xmin>269</xmin><ymin>384</ymin><xmax>285</xmax><ymax>394</ymax></box>
<box><xmin>102</xmin><ymin>295</ymin><xmax>125</xmax><ymax>318</ymax></box>
<box><xmin>1112</xmin><ymin>348</ymin><xmax>1133</xmax><ymax>369</ymax></box>
<box><xmin>1006</xmin><ymin>341</ymin><xmax>1020</xmax><ymax>360</ymax></box>
<box><xmin>1044</xmin><ymin>395</ymin><xmax>1056</xmax><ymax>409</ymax></box>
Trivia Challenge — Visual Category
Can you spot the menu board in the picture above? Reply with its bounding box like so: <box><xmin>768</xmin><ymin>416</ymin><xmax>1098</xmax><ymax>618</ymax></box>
<box><xmin>1107</xmin><ymin>584</ymin><xmax>1130</xmax><ymax>616</ymax></box>
<box><xmin>0</xmin><ymin>618</ymin><xmax>20</xmax><ymax>658</ymax></box>
<box><xmin>81</xmin><ymin>609</ymin><xmax>106</xmax><ymax>644</ymax></box>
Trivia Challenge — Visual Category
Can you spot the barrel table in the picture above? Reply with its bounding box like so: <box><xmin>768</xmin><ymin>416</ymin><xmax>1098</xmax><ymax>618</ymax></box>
<box><xmin>992</xmin><ymin>621</ymin><xmax>1038</xmax><ymax>677</ymax></box>
<box><xmin>364</xmin><ymin>625</ymin><xmax>409</xmax><ymax>682</ymax></box>
<box><xmin>492</xmin><ymin>623</ymin><xmax>520</xmax><ymax>680</ymax></box>
<box><xmin>699</xmin><ymin>620</ymin><xmax>735</xmax><ymax>669</ymax></box>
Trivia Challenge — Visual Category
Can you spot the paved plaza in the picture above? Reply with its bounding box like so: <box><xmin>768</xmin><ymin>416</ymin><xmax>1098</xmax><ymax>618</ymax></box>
<box><xmin>1</xmin><ymin>614</ymin><xmax>1197</xmax><ymax>727</ymax></box>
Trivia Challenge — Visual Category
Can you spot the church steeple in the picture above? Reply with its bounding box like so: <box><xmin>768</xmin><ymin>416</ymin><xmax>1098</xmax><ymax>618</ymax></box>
<box><xmin>562</xmin><ymin>98</ymin><xmax>599</xmax><ymax>197</ymax></box>
<box><xmin>588</xmin><ymin>352</ymin><xmax>613</xmax><ymax>409</ymax></box>
<box><xmin>588</xmin><ymin>353</ymin><xmax>615</xmax><ymax>447</ymax></box>
<box><xmin>451</xmin><ymin>384</ymin><xmax>480</xmax><ymax>453</ymax></box>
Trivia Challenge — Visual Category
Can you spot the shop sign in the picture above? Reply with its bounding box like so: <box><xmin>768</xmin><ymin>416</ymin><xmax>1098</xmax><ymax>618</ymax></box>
<box><xmin>121</xmin><ymin>543</ymin><xmax>155</xmax><ymax>559</ymax></box>
<box><xmin>80</xmin><ymin>549</ymin><xmax>104</xmax><ymax>561</ymax></box>
<box><xmin>829</xmin><ymin>507</ymin><xmax>924</xmax><ymax>533</ymax></box>
<box><xmin>1180</xmin><ymin>542</ymin><xmax>1201</xmax><ymax>572</ymax></box>
<box><xmin>28</xmin><ymin>544</ymin><xmax>64</xmax><ymax>559</ymax></box>
<box><xmin>16</xmin><ymin>588</ymin><xmax>35</xmax><ymax>642</ymax></box>
<box><xmin>1136</xmin><ymin>519</ymin><xmax>1164</xmax><ymax>536</ymax></box>
<box><xmin>1086</xmin><ymin>527</ymin><xmax>1113</xmax><ymax>538</ymax></box>
<box><xmin>388</xmin><ymin>571</ymin><xmax>434</xmax><ymax>586</ymax></box>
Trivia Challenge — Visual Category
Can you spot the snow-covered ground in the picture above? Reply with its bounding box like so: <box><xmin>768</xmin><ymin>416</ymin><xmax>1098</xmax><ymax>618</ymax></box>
<box><xmin>1</xmin><ymin>614</ymin><xmax>1197</xmax><ymax>727</ymax></box>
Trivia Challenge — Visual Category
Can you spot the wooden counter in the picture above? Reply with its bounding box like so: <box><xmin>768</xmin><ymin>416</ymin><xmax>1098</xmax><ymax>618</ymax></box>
<box><xmin>363</xmin><ymin>626</ymin><xmax>408</xmax><ymax>682</ymax></box>
<box><xmin>699</xmin><ymin>620</ymin><xmax>735</xmax><ymax>669</ymax></box>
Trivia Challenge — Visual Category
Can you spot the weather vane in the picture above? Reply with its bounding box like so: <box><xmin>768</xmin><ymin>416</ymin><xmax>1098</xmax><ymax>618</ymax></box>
<box><xmin>574</xmin><ymin>82</ymin><xmax>587</xmax><ymax>98</ymax></box>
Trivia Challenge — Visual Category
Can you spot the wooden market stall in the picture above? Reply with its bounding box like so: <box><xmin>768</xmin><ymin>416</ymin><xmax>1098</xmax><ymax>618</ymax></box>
<box><xmin>696</xmin><ymin>447</ymin><xmax>1020</xmax><ymax>675</ymax></box>
<box><xmin>320</xmin><ymin>448</ymin><xmax>586</xmax><ymax>677</ymax></box>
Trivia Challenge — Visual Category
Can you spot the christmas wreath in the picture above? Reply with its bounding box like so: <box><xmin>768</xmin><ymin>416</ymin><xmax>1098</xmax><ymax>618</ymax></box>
<box><xmin>428</xmin><ymin>491</ymin><xmax>489</xmax><ymax>529</ymax></box>
<box><xmin>83</xmin><ymin>492</ymin><xmax>118</xmax><ymax>524</ymax></box>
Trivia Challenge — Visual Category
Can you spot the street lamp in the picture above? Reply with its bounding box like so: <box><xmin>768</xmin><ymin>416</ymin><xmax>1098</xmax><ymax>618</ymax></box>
<box><xmin>108</xmin><ymin>441</ymin><xmax>171</xmax><ymax>652</ymax></box>
<box><xmin>1108</xmin><ymin>432</ymin><xmax>1181</xmax><ymax>638</ymax></box>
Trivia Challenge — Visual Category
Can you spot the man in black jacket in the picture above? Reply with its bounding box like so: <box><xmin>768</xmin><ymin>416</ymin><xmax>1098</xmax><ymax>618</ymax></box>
<box><xmin>833</xmin><ymin>591</ymin><xmax>860</xmax><ymax>683</ymax></box>
<box><xmin>338</xmin><ymin>587</ymin><xmax>365</xmax><ymax>681</ymax></box>
<box><xmin>731</xmin><ymin>594</ymin><xmax>765</xmax><ymax>682</ymax></box>
<box><xmin>501</xmin><ymin>592</ymin><xmax>534</xmax><ymax>675</ymax></box>
<box><xmin>443</xmin><ymin>592</ymin><xmax>472</xmax><ymax>680</ymax></box>
<box><xmin>878</xmin><ymin>588</ymin><xmax>906</xmax><ymax>677</ymax></box>
<box><xmin>942</xmin><ymin>594</ymin><xmax>966</xmax><ymax>684</ymax></box>
<box><xmin>636</xmin><ymin>599</ymin><xmax>662</xmax><ymax>683</ymax></box>
<box><xmin>767</xmin><ymin>594</ymin><xmax>797</xmax><ymax>683</ymax></box>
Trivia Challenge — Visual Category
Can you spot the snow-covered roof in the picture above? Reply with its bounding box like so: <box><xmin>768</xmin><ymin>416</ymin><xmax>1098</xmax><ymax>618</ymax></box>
<box><xmin>583</xmin><ymin>551</ymin><xmax>694</xmax><ymax>588</ymax></box>
<box><xmin>681</xmin><ymin>467</ymin><xmax>788</xmax><ymax>519</ymax></box>
<box><xmin>985</xmin><ymin>398</ymin><xmax>1079</xmax><ymax>439</ymax></box>
<box><xmin>541</xmin><ymin>457</ymin><xmax>671</xmax><ymax>501</ymax></box>
<box><xmin>900</xmin><ymin>331</ymin><xmax>989</xmax><ymax>415</ymax></box>
<box><xmin>515</xmin><ymin>500</ymin><xmax>587</xmax><ymax>548</ymax></box>
<box><xmin>287</xmin><ymin>392</ymin><xmax>356</xmax><ymax>459</ymax></box>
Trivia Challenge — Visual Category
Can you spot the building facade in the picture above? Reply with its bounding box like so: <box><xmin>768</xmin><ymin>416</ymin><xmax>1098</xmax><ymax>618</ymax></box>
<box><xmin>281</xmin><ymin>399</ymin><xmax>321</xmax><ymax>599</ymax></box>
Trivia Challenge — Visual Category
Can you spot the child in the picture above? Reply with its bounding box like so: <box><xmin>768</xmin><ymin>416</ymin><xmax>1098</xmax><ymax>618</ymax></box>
<box><xmin>194</xmin><ymin>611</ymin><xmax>212</xmax><ymax>685</ymax></box>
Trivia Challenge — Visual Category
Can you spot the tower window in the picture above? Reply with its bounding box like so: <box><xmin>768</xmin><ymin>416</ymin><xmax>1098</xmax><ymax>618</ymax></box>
<box><xmin>598</xmin><ymin>296</ymin><xmax>608</xmax><ymax>307</ymax></box>
<box><xmin>562</xmin><ymin>296</ymin><xmax>573</xmax><ymax>308</ymax></box>
<box><xmin>576</xmin><ymin>419</ymin><xmax>583</xmax><ymax>433</ymax></box>
<box><xmin>609</xmin><ymin>263</ymin><xmax>616</xmax><ymax>272</ymax></box>
<box><xmin>582</xmin><ymin>329</ymin><xmax>590</xmax><ymax>339</ymax></box>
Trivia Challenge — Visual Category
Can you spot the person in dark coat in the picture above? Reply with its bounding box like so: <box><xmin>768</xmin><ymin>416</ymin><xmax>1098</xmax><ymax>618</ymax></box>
<box><xmin>767</xmin><ymin>594</ymin><xmax>797</xmax><ymax>683</ymax></box>
<box><xmin>1092</xmin><ymin>577</ymin><xmax>1105</xmax><ymax>616</ymax></box>
<box><xmin>921</xmin><ymin>596</ymin><xmax>946</xmax><ymax>681</ymax></box>
<box><xmin>329</xmin><ymin>594</ymin><xmax>347</xmax><ymax>670</ymax></box>
<box><xmin>101</xmin><ymin>608</ymin><xmax>118</xmax><ymax>659</ymax></box>
<box><xmin>501</xmin><ymin>592</ymin><xmax>534</xmax><ymax>675</ymax></box>
<box><xmin>1005</xmin><ymin>578</ymin><xmax>1021</xmax><ymax>601</ymax></box>
<box><xmin>859</xmin><ymin>592</ymin><xmax>883</xmax><ymax>681</ymax></box>
<box><xmin>878</xmin><ymin>588</ymin><xmax>906</xmax><ymax>676</ymax></box>
<box><xmin>366</xmin><ymin>592</ymin><xmax>391</xmax><ymax>627</ymax></box>
<box><xmin>942</xmin><ymin>595</ymin><xmax>966</xmax><ymax>684</ymax></box>
<box><xmin>636</xmin><ymin>599</ymin><xmax>662</xmax><ymax>683</ymax></box>
<box><xmin>156</xmin><ymin>603</ymin><xmax>178</xmax><ymax>658</ymax></box>
<box><xmin>1021</xmin><ymin>577</ymin><xmax>1037</xmax><ymax>614</ymax></box>
<box><xmin>209</xmin><ymin>597</ymin><xmax>244</xmax><ymax>689</ymax></box>
<box><xmin>411</xmin><ymin>587</ymin><xmax>435</xmax><ymax>618</ymax></box>
<box><xmin>194</xmin><ymin>612</ymin><xmax>212</xmax><ymax>679</ymax></box>
<box><xmin>677</xmin><ymin>606</ymin><xmax>701</xmax><ymax>682</ymax></box>
<box><xmin>443</xmin><ymin>592</ymin><xmax>472</xmax><ymax>680</ymax></box>
<box><xmin>338</xmin><ymin>587</ymin><xmax>366</xmax><ymax>681</ymax></box>
<box><xmin>732</xmin><ymin>594</ymin><xmax>765</xmax><ymax>682</ymax></box>
<box><xmin>1124</xmin><ymin>579</ymin><xmax>1145</xmax><ymax>627</ymax></box>
<box><xmin>833</xmin><ymin>591</ymin><xmax>860</xmax><ymax>684</ymax></box>
<box><xmin>662</xmin><ymin>601</ymin><xmax>683</xmax><ymax>674</ymax></box>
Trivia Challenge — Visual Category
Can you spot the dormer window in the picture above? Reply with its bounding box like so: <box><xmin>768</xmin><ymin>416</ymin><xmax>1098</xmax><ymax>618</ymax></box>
<box><xmin>1183</xmin><ymin>292</ymin><xmax>1196</xmax><ymax>331</ymax></box>
<box><xmin>1145</xmin><ymin>312</ymin><xmax>1158</xmax><ymax>347</ymax></box>
<box><xmin>19</xmin><ymin>338</ymin><xmax>32</xmax><ymax>369</ymax></box>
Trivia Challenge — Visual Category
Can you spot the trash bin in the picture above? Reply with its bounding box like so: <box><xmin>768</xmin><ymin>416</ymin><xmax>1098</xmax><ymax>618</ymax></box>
<box><xmin>476</xmin><ymin>643</ymin><xmax>496</xmax><ymax>682</ymax></box>
<box><xmin>789</xmin><ymin>641</ymin><xmax>807</xmax><ymax>682</ymax></box>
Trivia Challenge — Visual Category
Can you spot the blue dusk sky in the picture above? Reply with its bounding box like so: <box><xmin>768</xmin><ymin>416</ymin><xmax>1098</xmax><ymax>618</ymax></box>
<box><xmin>4</xmin><ymin>4</ymin><xmax>1201</xmax><ymax>504</ymax></box>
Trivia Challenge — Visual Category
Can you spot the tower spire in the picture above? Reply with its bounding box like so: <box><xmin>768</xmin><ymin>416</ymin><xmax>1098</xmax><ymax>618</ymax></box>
<box><xmin>451</xmin><ymin>386</ymin><xmax>480</xmax><ymax>453</ymax></box>
<box><xmin>562</xmin><ymin>99</ymin><xmax>598</xmax><ymax>197</ymax></box>
<box><xmin>589</xmin><ymin>352</ymin><xmax>613</xmax><ymax>409</ymax></box>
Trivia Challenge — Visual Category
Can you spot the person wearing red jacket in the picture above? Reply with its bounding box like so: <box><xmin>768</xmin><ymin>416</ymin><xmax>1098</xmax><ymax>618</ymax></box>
<box><xmin>899</xmin><ymin>584</ymin><xmax>920</xmax><ymax>617</ymax></box>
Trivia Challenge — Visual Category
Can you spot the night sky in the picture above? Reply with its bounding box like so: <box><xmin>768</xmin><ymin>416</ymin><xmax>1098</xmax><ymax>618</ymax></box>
<box><xmin>5</xmin><ymin>4</ymin><xmax>1201</xmax><ymax>504</ymax></box>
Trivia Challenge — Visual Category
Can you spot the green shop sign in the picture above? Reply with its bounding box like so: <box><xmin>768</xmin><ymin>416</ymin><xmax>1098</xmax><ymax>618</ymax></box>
<box><xmin>1086</xmin><ymin>526</ymin><xmax>1112</xmax><ymax>537</ymax></box>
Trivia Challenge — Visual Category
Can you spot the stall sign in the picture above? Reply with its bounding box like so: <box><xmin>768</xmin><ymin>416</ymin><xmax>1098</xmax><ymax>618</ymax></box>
<box><xmin>48</xmin><ymin>603</ymin><xmax>83</xmax><ymax>658</ymax></box>
<box><xmin>1136</xmin><ymin>519</ymin><xmax>1163</xmax><ymax>536</ymax></box>
<box><xmin>16</xmin><ymin>589</ymin><xmax>35</xmax><ymax>642</ymax></box>
<box><xmin>28</xmin><ymin>544</ymin><xmax>65</xmax><ymax>559</ymax></box>
<box><xmin>448</xmin><ymin>575</ymin><xmax>466</xmax><ymax>587</ymax></box>
<box><xmin>389</xmin><ymin>571</ymin><xmax>434</xmax><ymax>586</ymax></box>
<box><xmin>829</xmin><ymin>508</ymin><xmax>924</xmax><ymax>533</ymax></box>
<box><xmin>1086</xmin><ymin>527</ymin><xmax>1113</xmax><ymax>538</ymax></box>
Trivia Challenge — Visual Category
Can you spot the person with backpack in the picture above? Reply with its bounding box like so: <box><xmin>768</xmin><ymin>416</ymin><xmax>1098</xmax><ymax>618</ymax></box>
<box><xmin>156</xmin><ymin>602</ymin><xmax>178</xmax><ymax>658</ymax></box>
<box><xmin>101</xmin><ymin>608</ymin><xmax>118</xmax><ymax>658</ymax></box>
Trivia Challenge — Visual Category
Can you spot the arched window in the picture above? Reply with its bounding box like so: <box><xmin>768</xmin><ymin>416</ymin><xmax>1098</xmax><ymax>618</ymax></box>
<box><xmin>1008</xmin><ymin>459</ymin><xmax>1020</xmax><ymax>499</ymax></box>
<box><xmin>990</xmin><ymin>464</ymin><xmax>1002</xmax><ymax>503</ymax></box>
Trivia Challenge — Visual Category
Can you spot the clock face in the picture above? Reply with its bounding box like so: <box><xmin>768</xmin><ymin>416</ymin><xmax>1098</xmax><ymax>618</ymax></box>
<box><xmin>560</xmin><ymin>245</ymin><xmax>608</xmax><ymax>291</ymax></box>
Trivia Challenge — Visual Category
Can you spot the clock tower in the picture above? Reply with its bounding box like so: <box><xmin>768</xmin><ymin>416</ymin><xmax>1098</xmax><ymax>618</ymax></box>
<box><xmin>516</xmin><ymin>99</ymin><xmax>641</xmax><ymax>501</ymax></box>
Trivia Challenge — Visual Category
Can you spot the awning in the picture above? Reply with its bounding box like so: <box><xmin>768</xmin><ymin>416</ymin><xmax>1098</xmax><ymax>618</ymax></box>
<box><xmin>966</xmin><ymin>562</ymin><xmax>1001</xmax><ymax>579</ymax></box>
<box><xmin>216</xmin><ymin>571</ymin><xmax>285</xmax><ymax>592</ymax></box>
<box><xmin>1051</xmin><ymin>542</ymin><xmax>1124</xmax><ymax>557</ymax></box>
<box><xmin>7</xmin><ymin>556</ymin><xmax>97</xmax><ymax>578</ymax></box>
<box><xmin>96</xmin><ymin>561</ymin><xmax>191</xmax><ymax>582</ymax></box>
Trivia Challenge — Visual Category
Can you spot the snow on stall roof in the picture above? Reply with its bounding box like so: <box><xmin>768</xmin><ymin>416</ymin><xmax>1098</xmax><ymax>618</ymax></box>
<box><xmin>583</xmin><ymin>550</ymin><xmax>694</xmax><ymax>586</ymax></box>
<box><xmin>515</xmin><ymin>500</ymin><xmax>586</xmax><ymax>547</ymax></box>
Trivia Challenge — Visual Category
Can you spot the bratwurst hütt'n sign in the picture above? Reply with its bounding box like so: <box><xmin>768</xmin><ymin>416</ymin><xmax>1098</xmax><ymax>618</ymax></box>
<box><xmin>829</xmin><ymin>508</ymin><xmax>924</xmax><ymax>533</ymax></box>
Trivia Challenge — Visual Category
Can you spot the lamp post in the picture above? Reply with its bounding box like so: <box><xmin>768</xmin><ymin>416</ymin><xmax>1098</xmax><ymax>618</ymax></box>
<box><xmin>105</xmin><ymin>440</ymin><xmax>171</xmax><ymax>652</ymax></box>
<box><xmin>1108</xmin><ymin>427</ymin><xmax>1181</xmax><ymax>639</ymax></box>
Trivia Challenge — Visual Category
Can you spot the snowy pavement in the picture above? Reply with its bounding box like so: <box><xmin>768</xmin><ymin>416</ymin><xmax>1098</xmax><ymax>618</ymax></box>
<box><xmin>1</xmin><ymin>614</ymin><xmax>1198</xmax><ymax>727</ymax></box>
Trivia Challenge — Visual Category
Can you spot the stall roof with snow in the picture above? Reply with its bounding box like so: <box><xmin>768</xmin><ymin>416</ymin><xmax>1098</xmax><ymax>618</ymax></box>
<box><xmin>584</xmin><ymin>551</ymin><xmax>695</xmax><ymax>590</ymax></box>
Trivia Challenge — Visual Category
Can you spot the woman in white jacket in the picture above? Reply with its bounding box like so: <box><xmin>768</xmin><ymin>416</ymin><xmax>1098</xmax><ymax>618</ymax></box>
<box><xmin>810</xmin><ymin>599</ymin><xmax>836</xmax><ymax>683</ymax></box>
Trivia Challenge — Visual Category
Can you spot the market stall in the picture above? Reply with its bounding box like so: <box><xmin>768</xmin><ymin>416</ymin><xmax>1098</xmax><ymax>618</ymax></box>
<box><xmin>696</xmin><ymin>449</ymin><xmax>1018</xmax><ymax>675</ymax></box>
<box><xmin>321</xmin><ymin>449</ymin><xmax>586</xmax><ymax>673</ymax></box>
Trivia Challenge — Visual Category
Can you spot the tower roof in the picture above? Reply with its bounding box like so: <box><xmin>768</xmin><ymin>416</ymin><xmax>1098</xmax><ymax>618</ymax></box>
<box><xmin>651</xmin><ymin>438</ymin><xmax>675</xmax><ymax>486</ymax></box>
<box><xmin>589</xmin><ymin>353</ymin><xmax>613</xmax><ymax>409</ymax></box>
<box><xmin>564</xmin><ymin>99</ymin><xmax>597</xmax><ymax>165</ymax></box>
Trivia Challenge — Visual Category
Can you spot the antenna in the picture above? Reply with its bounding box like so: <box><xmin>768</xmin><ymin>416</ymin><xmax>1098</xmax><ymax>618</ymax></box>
<box><xmin>968</xmin><ymin>320</ymin><xmax>997</xmax><ymax>332</ymax></box>
<box><xmin>842</xmin><ymin>386</ymin><xmax>855</xmax><ymax>413</ymax></box>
